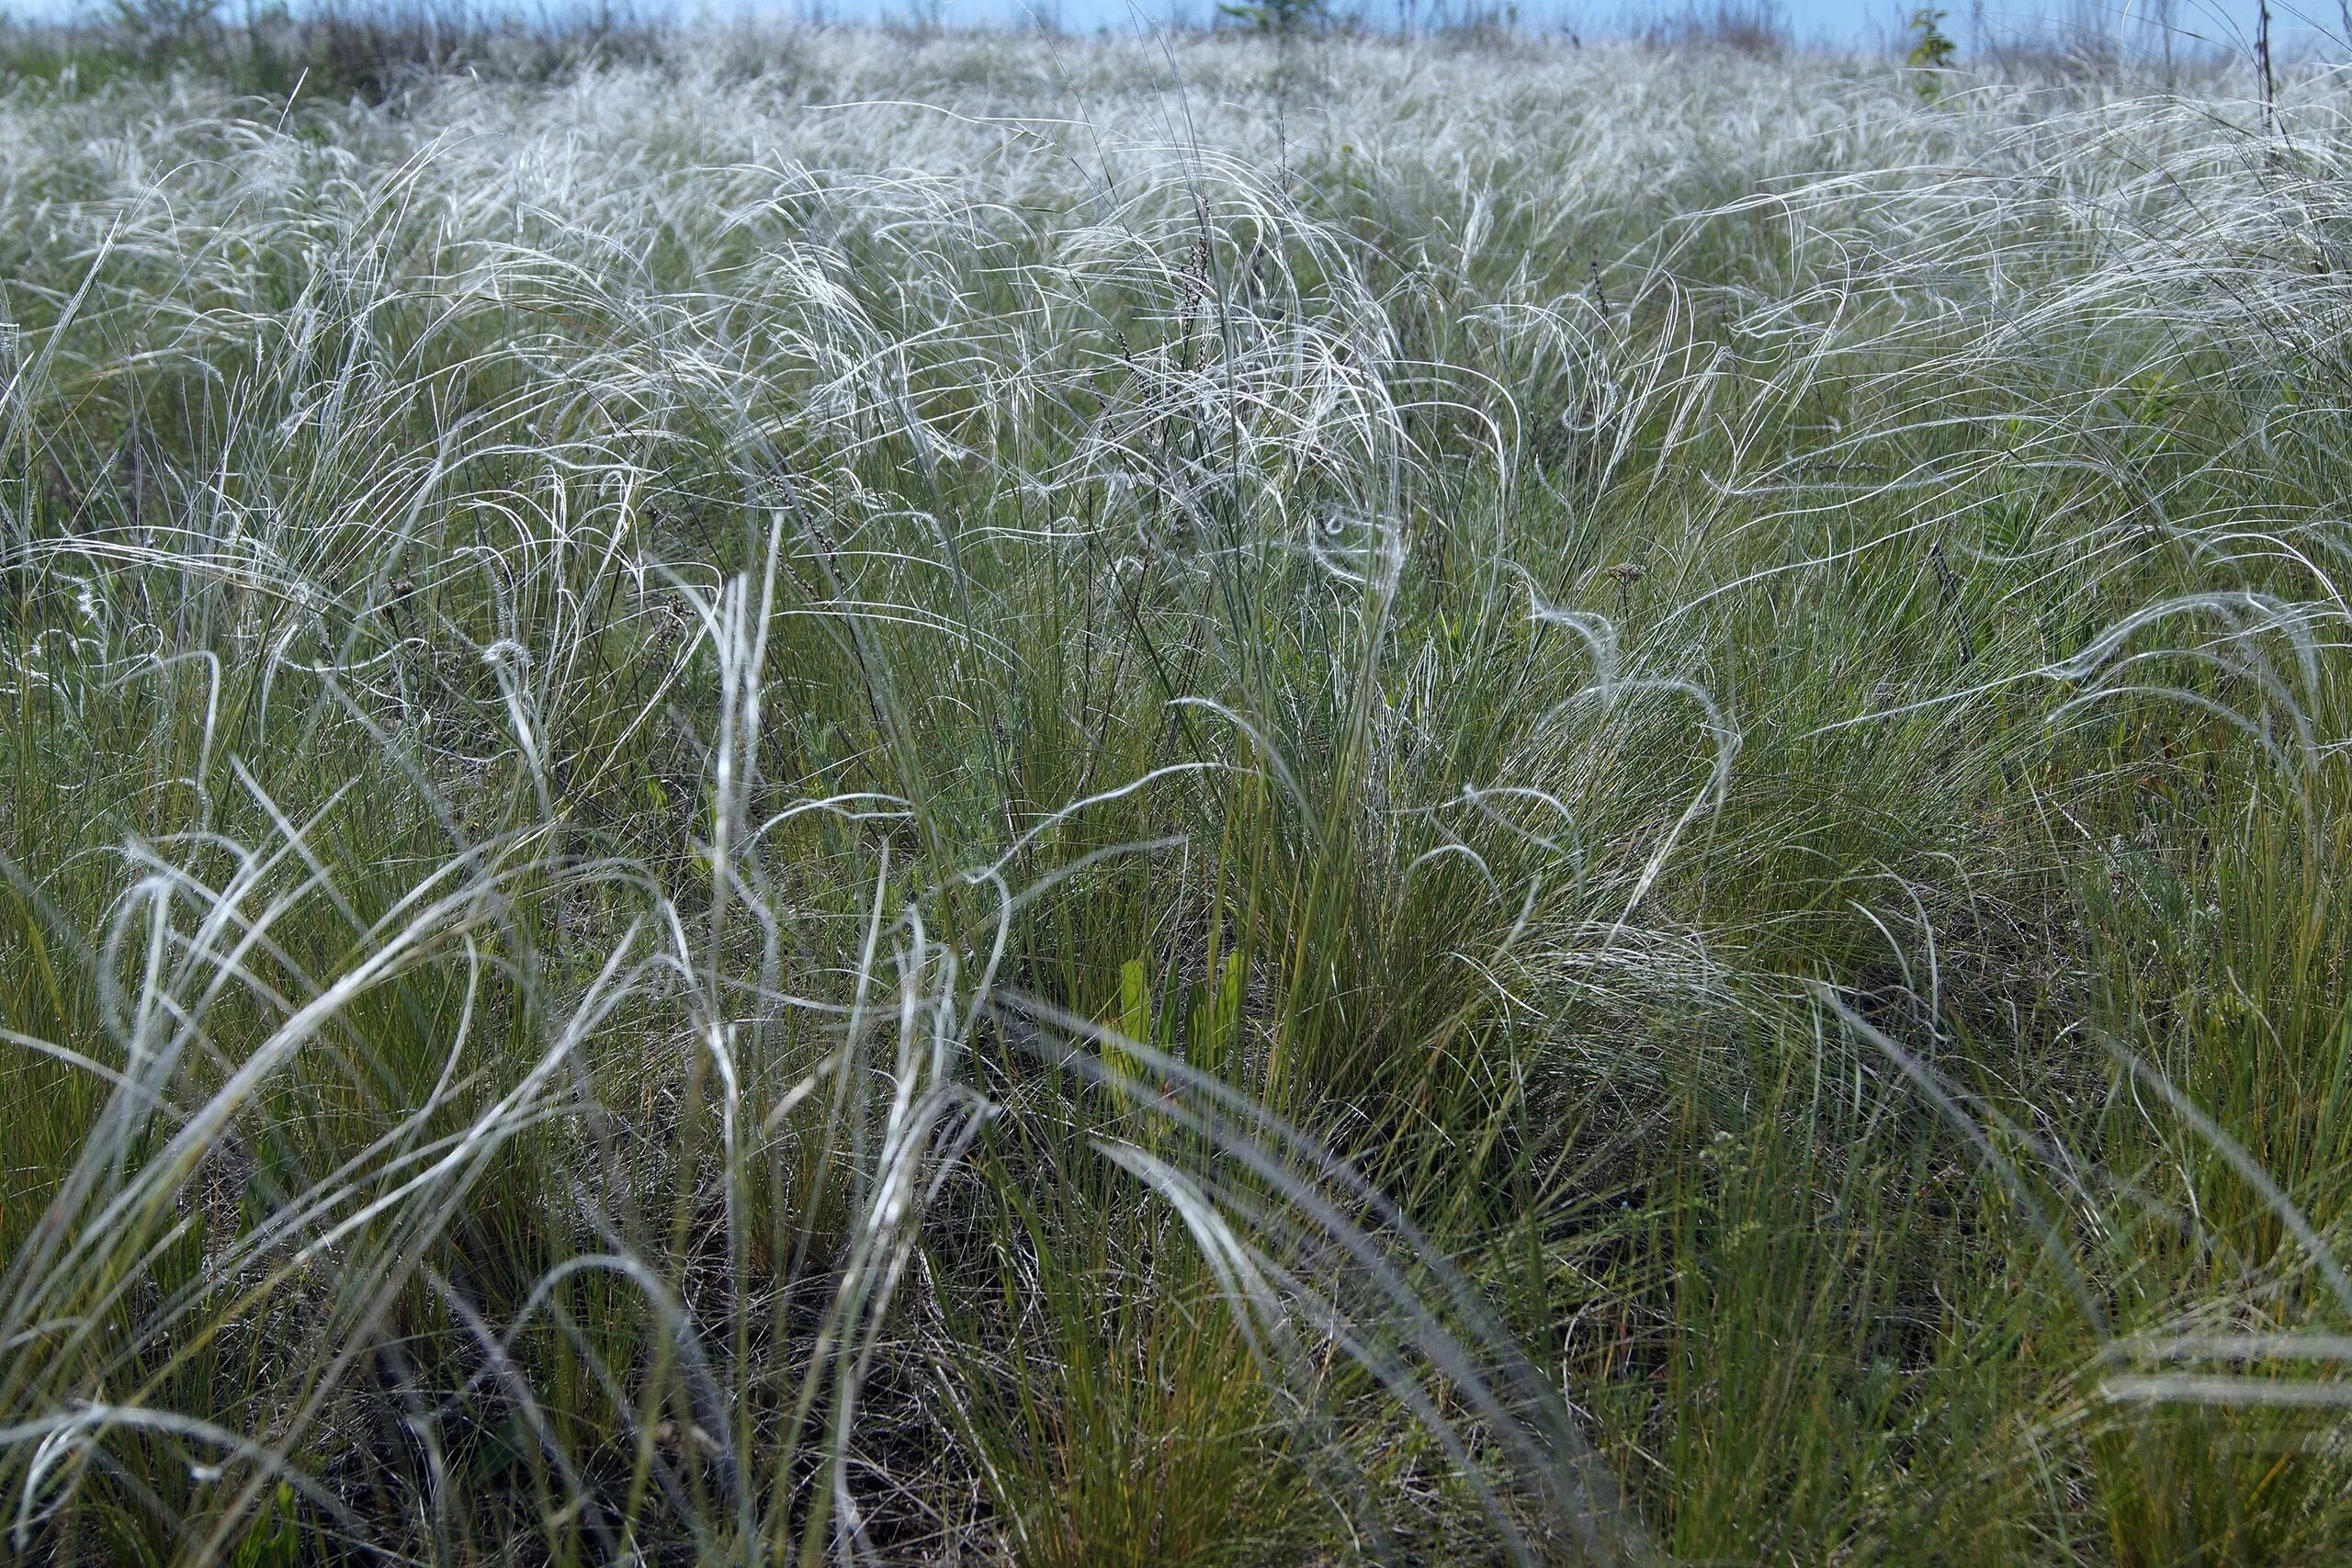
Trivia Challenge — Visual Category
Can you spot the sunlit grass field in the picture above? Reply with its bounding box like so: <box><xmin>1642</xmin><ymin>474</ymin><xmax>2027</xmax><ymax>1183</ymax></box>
<box><xmin>5</xmin><ymin>23</ymin><xmax>2352</xmax><ymax>1563</ymax></box>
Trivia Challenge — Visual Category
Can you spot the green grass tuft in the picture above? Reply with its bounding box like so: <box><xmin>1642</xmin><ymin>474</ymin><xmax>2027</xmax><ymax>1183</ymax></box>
<box><xmin>4</xmin><ymin>24</ymin><xmax>2352</xmax><ymax>1565</ymax></box>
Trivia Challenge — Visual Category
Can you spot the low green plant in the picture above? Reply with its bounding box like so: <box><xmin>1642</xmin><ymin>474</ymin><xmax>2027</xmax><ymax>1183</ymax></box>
<box><xmin>1217</xmin><ymin>0</ymin><xmax>1326</xmax><ymax>36</ymax></box>
<box><xmin>1906</xmin><ymin>6</ymin><xmax>1956</xmax><ymax>91</ymax></box>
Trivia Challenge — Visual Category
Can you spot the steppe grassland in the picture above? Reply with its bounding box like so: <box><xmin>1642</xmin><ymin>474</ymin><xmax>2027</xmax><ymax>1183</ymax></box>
<box><xmin>5</xmin><ymin>27</ymin><xmax>2352</xmax><ymax>1563</ymax></box>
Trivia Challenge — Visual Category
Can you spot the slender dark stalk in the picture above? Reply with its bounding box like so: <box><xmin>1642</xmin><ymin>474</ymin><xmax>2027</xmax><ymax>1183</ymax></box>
<box><xmin>2257</xmin><ymin>0</ymin><xmax>2275</xmax><ymax>130</ymax></box>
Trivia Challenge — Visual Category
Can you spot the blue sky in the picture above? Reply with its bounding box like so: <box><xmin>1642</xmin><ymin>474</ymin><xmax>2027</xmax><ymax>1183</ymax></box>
<box><xmin>747</xmin><ymin>0</ymin><xmax>2323</xmax><ymax>53</ymax></box>
<box><xmin>20</xmin><ymin>0</ymin><xmax>2330</xmax><ymax>57</ymax></box>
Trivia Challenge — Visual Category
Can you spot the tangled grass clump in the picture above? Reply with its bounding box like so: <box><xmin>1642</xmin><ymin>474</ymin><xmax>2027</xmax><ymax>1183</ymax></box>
<box><xmin>6</xmin><ymin>27</ymin><xmax>2352</xmax><ymax>1564</ymax></box>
